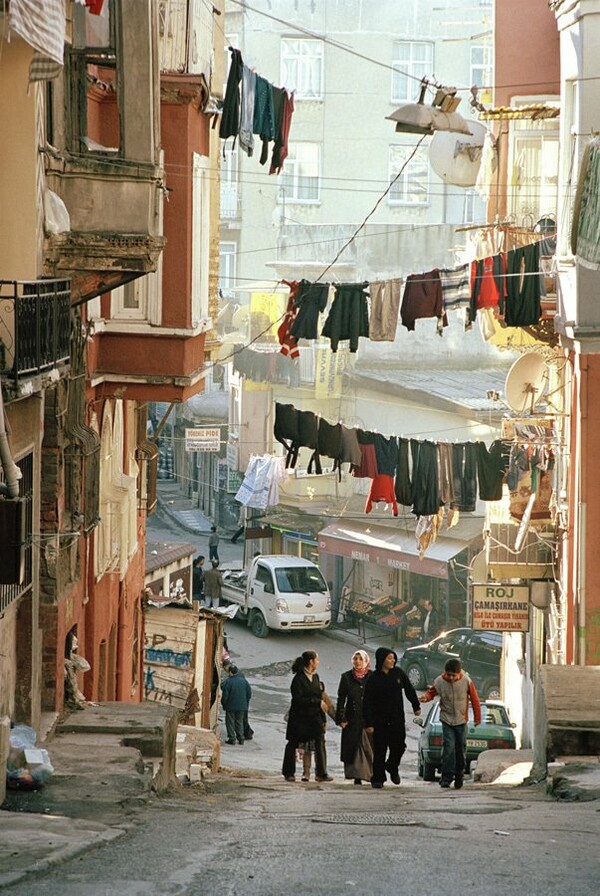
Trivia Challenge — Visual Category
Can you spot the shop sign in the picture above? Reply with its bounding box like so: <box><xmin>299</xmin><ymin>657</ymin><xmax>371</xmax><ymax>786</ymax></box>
<box><xmin>472</xmin><ymin>584</ymin><xmax>530</xmax><ymax>632</ymax></box>
<box><xmin>226</xmin><ymin>467</ymin><xmax>244</xmax><ymax>493</ymax></box>
<box><xmin>185</xmin><ymin>427</ymin><xmax>221</xmax><ymax>452</ymax></box>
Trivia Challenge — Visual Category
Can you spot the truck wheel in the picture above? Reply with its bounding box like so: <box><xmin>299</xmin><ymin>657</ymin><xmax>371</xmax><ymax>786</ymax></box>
<box><xmin>250</xmin><ymin>611</ymin><xmax>269</xmax><ymax>638</ymax></box>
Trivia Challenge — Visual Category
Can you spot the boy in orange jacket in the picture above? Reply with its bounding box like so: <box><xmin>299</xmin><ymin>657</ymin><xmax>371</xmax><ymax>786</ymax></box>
<box><xmin>420</xmin><ymin>657</ymin><xmax>481</xmax><ymax>790</ymax></box>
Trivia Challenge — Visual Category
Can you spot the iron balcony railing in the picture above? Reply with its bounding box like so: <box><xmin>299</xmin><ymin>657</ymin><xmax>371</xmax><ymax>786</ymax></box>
<box><xmin>0</xmin><ymin>279</ymin><xmax>71</xmax><ymax>386</ymax></box>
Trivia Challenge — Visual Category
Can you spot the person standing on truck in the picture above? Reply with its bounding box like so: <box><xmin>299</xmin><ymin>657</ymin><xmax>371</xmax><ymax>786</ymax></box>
<box><xmin>208</xmin><ymin>526</ymin><xmax>220</xmax><ymax>563</ymax></box>
<box><xmin>203</xmin><ymin>560</ymin><xmax>223</xmax><ymax>608</ymax></box>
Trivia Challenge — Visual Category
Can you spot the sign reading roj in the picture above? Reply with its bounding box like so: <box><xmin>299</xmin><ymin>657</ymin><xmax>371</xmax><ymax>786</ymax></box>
<box><xmin>471</xmin><ymin>584</ymin><xmax>530</xmax><ymax>632</ymax></box>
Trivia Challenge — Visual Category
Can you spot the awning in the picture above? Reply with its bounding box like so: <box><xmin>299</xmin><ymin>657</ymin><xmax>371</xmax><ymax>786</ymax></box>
<box><xmin>318</xmin><ymin>522</ymin><xmax>479</xmax><ymax>579</ymax></box>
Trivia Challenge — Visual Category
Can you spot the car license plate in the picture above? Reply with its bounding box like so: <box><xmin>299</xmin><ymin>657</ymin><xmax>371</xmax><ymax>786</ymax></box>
<box><xmin>467</xmin><ymin>739</ymin><xmax>487</xmax><ymax>748</ymax></box>
<box><xmin>304</xmin><ymin>615</ymin><xmax>315</xmax><ymax>623</ymax></box>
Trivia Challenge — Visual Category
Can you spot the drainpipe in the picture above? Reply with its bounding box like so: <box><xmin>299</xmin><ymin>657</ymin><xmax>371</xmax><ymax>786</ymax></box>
<box><xmin>0</xmin><ymin>383</ymin><xmax>21</xmax><ymax>498</ymax></box>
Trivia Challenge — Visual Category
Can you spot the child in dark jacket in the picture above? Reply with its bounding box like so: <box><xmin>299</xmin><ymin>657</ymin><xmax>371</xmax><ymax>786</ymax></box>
<box><xmin>420</xmin><ymin>658</ymin><xmax>481</xmax><ymax>789</ymax></box>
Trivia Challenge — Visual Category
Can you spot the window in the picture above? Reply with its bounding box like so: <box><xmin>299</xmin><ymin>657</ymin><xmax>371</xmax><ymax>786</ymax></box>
<box><xmin>69</xmin><ymin>0</ymin><xmax>121</xmax><ymax>153</ymax></box>
<box><xmin>220</xmin><ymin>143</ymin><xmax>240</xmax><ymax>219</ymax></box>
<box><xmin>391</xmin><ymin>41</ymin><xmax>433</xmax><ymax>103</ymax></box>
<box><xmin>388</xmin><ymin>144</ymin><xmax>429</xmax><ymax>205</ymax></box>
<box><xmin>192</xmin><ymin>153</ymin><xmax>211</xmax><ymax>323</ymax></box>
<box><xmin>219</xmin><ymin>242</ymin><xmax>237</xmax><ymax>299</ymax></box>
<box><xmin>281</xmin><ymin>38</ymin><xmax>323</xmax><ymax>99</ymax></box>
<box><xmin>279</xmin><ymin>143</ymin><xmax>321</xmax><ymax>203</ymax></box>
<box><xmin>470</xmin><ymin>45</ymin><xmax>493</xmax><ymax>91</ymax></box>
<box><xmin>508</xmin><ymin>98</ymin><xmax>560</xmax><ymax>223</ymax></box>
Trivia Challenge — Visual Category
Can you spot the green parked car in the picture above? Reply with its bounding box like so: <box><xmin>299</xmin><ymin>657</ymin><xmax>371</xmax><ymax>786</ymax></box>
<box><xmin>417</xmin><ymin>699</ymin><xmax>517</xmax><ymax>781</ymax></box>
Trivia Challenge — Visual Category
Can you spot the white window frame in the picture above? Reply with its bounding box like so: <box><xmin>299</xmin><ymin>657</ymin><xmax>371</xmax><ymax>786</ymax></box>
<box><xmin>391</xmin><ymin>41</ymin><xmax>433</xmax><ymax>104</ymax></box>
<box><xmin>219</xmin><ymin>241</ymin><xmax>237</xmax><ymax>298</ymax></box>
<box><xmin>507</xmin><ymin>95</ymin><xmax>560</xmax><ymax>225</ymax></box>
<box><xmin>470</xmin><ymin>44</ymin><xmax>493</xmax><ymax>91</ymax></box>
<box><xmin>388</xmin><ymin>144</ymin><xmax>430</xmax><ymax>206</ymax></box>
<box><xmin>279</xmin><ymin>142</ymin><xmax>321</xmax><ymax>204</ymax></box>
<box><xmin>220</xmin><ymin>142</ymin><xmax>240</xmax><ymax>219</ymax></box>
<box><xmin>281</xmin><ymin>38</ymin><xmax>324</xmax><ymax>100</ymax></box>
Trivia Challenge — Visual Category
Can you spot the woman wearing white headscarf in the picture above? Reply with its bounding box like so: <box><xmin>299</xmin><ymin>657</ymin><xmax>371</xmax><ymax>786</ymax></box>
<box><xmin>335</xmin><ymin>650</ymin><xmax>373</xmax><ymax>784</ymax></box>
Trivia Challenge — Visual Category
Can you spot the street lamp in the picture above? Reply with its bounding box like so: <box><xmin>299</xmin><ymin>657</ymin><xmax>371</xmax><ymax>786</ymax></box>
<box><xmin>387</xmin><ymin>79</ymin><xmax>473</xmax><ymax>136</ymax></box>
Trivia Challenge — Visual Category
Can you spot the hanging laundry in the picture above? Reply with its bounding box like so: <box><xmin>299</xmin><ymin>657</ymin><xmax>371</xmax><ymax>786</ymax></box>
<box><xmin>451</xmin><ymin>443</ymin><xmax>478</xmax><ymax>513</ymax></box>
<box><xmin>239</xmin><ymin>65</ymin><xmax>256</xmax><ymax>157</ymax></box>
<box><xmin>339</xmin><ymin>425</ymin><xmax>362</xmax><ymax>470</ymax></box>
<box><xmin>475</xmin><ymin>130</ymin><xmax>498</xmax><ymax>203</ymax></box>
<box><xmin>373</xmin><ymin>433</ymin><xmax>398</xmax><ymax>477</ymax></box>
<box><xmin>411</xmin><ymin>440</ymin><xmax>441</xmax><ymax>517</ymax></box>
<box><xmin>504</xmin><ymin>243</ymin><xmax>542</xmax><ymax>327</ymax></box>
<box><xmin>277</xmin><ymin>280</ymin><xmax>301</xmax><ymax>359</ymax></box>
<box><xmin>253</xmin><ymin>75</ymin><xmax>276</xmax><ymax>166</ymax></box>
<box><xmin>470</xmin><ymin>254</ymin><xmax>506</xmax><ymax>321</ymax></box>
<box><xmin>270</xmin><ymin>88</ymin><xmax>295</xmax><ymax>175</ymax></box>
<box><xmin>318</xmin><ymin>418</ymin><xmax>342</xmax><ymax>462</ymax></box>
<box><xmin>321</xmin><ymin>282</ymin><xmax>370</xmax><ymax>353</ymax></box>
<box><xmin>400</xmin><ymin>270</ymin><xmax>447</xmax><ymax>334</ymax></box>
<box><xmin>477</xmin><ymin>440</ymin><xmax>511</xmax><ymax>501</ymax></box>
<box><xmin>235</xmin><ymin>454</ymin><xmax>287</xmax><ymax>509</ymax></box>
<box><xmin>351</xmin><ymin>430</ymin><xmax>378</xmax><ymax>479</ymax></box>
<box><xmin>365</xmin><ymin>475</ymin><xmax>398</xmax><ymax>516</ymax></box>
<box><xmin>394</xmin><ymin>437</ymin><xmax>413</xmax><ymax>506</ymax></box>
<box><xmin>368</xmin><ymin>279</ymin><xmax>402</xmax><ymax>341</ymax></box>
<box><xmin>220</xmin><ymin>48</ymin><xmax>243</xmax><ymax>146</ymax></box>
<box><xmin>273</xmin><ymin>403</ymin><xmax>320</xmax><ymax>472</ymax></box>
<box><xmin>437</xmin><ymin>442</ymin><xmax>455</xmax><ymax>505</ymax></box>
<box><xmin>290</xmin><ymin>280</ymin><xmax>330</xmax><ymax>341</ymax></box>
<box><xmin>439</xmin><ymin>265</ymin><xmax>471</xmax><ymax>317</ymax></box>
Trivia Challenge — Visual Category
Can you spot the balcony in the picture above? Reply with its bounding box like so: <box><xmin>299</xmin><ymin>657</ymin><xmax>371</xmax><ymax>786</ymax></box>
<box><xmin>221</xmin><ymin>183</ymin><xmax>241</xmax><ymax>222</ymax></box>
<box><xmin>487</xmin><ymin>522</ymin><xmax>555</xmax><ymax>580</ymax></box>
<box><xmin>0</xmin><ymin>280</ymin><xmax>71</xmax><ymax>391</ymax></box>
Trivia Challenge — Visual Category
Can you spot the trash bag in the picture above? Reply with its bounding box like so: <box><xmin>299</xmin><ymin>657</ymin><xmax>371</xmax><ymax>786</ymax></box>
<box><xmin>6</xmin><ymin>725</ymin><xmax>54</xmax><ymax>790</ymax></box>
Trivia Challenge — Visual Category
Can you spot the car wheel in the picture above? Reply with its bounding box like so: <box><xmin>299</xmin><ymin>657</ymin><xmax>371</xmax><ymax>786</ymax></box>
<box><xmin>250</xmin><ymin>611</ymin><xmax>269</xmax><ymax>638</ymax></box>
<box><xmin>423</xmin><ymin>759</ymin><xmax>436</xmax><ymax>782</ymax></box>
<box><xmin>405</xmin><ymin>663</ymin><xmax>426</xmax><ymax>690</ymax></box>
<box><xmin>484</xmin><ymin>681</ymin><xmax>501</xmax><ymax>700</ymax></box>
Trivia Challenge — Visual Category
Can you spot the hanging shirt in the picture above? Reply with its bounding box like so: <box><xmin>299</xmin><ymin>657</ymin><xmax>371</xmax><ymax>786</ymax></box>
<box><xmin>365</xmin><ymin>475</ymin><xmax>398</xmax><ymax>516</ymax></box>
<box><xmin>400</xmin><ymin>270</ymin><xmax>447</xmax><ymax>334</ymax></box>
<box><xmin>477</xmin><ymin>440</ymin><xmax>511</xmax><ymax>501</ymax></box>
<box><xmin>439</xmin><ymin>265</ymin><xmax>471</xmax><ymax>315</ymax></box>
<box><xmin>270</xmin><ymin>88</ymin><xmax>294</xmax><ymax>175</ymax></box>
<box><xmin>290</xmin><ymin>281</ymin><xmax>330</xmax><ymax>341</ymax></box>
<box><xmin>220</xmin><ymin>48</ymin><xmax>243</xmax><ymax>144</ymax></box>
<box><xmin>470</xmin><ymin>254</ymin><xmax>507</xmax><ymax>319</ymax></box>
<box><xmin>252</xmin><ymin>75</ymin><xmax>275</xmax><ymax>165</ymax></box>
<box><xmin>278</xmin><ymin>280</ymin><xmax>301</xmax><ymax>359</ymax></box>
<box><xmin>321</xmin><ymin>282</ymin><xmax>370</xmax><ymax>352</ymax></box>
<box><xmin>239</xmin><ymin>65</ymin><xmax>256</xmax><ymax>156</ymax></box>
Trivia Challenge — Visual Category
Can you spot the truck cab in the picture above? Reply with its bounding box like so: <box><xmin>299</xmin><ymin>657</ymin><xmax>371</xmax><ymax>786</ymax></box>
<box><xmin>224</xmin><ymin>555</ymin><xmax>332</xmax><ymax>637</ymax></box>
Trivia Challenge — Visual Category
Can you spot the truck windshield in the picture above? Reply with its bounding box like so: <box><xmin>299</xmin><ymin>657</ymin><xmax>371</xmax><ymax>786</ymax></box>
<box><xmin>274</xmin><ymin>566</ymin><xmax>327</xmax><ymax>594</ymax></box>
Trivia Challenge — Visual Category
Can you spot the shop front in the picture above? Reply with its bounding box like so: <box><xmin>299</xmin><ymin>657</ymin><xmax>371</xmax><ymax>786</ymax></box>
<box><xmin>318</xmin><ymin>520</ymin><xmax>483</xmax><ymax>644</ymax></box>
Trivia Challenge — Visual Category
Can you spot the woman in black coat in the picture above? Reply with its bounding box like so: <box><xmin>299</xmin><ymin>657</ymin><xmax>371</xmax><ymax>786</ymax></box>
<box><xmin>336</xmin><ymin>650</ymin><xmax>373</xmax><ymax>785</ymax></box>
<box><xmin>282</xmin><ymin>651</ymin><xmax>333</xmax><ymax>783</ymax></box>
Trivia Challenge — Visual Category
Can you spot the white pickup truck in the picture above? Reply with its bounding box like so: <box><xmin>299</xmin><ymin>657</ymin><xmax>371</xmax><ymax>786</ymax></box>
<box><xmin>221</xmin><ymin>555</ymin><xmax>331</xmax><ymax>638</ymax></box>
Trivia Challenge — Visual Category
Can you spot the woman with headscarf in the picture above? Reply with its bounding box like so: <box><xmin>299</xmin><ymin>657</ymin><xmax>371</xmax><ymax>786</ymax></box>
<box><xmin>336</xmin><ymin>649</ymin><xmax>374</xmax><ymax>785</ymax></box>
<box><xmin>362</xmin><ymin>647</ymin><xmax>421</xmax><ymax>789</ymax></box>
<box><xmin>282</xmin><ymin>650</ymin><xmax>333</xmax><ymax>783</ymax></box>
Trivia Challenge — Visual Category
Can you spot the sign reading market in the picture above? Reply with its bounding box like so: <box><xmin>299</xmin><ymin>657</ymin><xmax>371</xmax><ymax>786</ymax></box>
<box><xmin>472</xmin><ymin>584</ymin><xmax>530</xmax><ymax>633</ymax></box>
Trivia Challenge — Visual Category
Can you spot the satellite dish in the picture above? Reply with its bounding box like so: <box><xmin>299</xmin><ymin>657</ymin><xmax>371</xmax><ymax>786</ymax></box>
<box><xmin>428</xmin><ymin>121</ymin><xmax>487</xmax><ymax>187</ymax></box>
<box><xmin>469</xmin><ymin>550</ymin><xmax>488</xmax><ymax>583</ymax></box>
<box><xmin>505</xmin><ymin>352</ymin><xmax>548</xmax><ymax>414</ymax></box>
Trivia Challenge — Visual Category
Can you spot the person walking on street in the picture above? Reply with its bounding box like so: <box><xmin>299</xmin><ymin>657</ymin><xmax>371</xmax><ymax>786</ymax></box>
<box><xmin>221</xmin><ymin>665</ymin><xmax>252</xmax><ymax>745</ymax></box>
<box><xmin>282</xmin><ymin>651</ymin><xmax>333</xmax><ymax>783</ymax></box>
<box><xmin>192</xmin><ymin>555</ymin><xmax>205</xmax><ymax>606</ymax></box>
<box><xmin>336</xmin><ymin>649</ymin><xmax>374</xmax><ymax>785</ymax></box>
<box><xmin>203</xmin><ymin>560</ymin><xmax>223</xmax><ymax>608</ymax></box>
<box><xmin>420</xmin><ymin>657</ymin><xmax>481</xmax><ymax>789</ymax></box>
<box><xmin>421</xmin><ymin>598</ymin><xmax>440</xmax><ymax>642</ymax></box>
<box><xmin>208</xmin><ymin>526</ymin><xmax>220</xmax><ymax>563</ymax></box>
<box><xmin>363</xmin><ymin>647</ymin><xmax>421</xmax><ymax>788</ymax></box>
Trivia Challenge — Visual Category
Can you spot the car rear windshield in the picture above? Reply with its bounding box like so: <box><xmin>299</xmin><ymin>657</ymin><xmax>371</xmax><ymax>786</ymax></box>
<box><xmin>274</xmin><ymin>567</ymin><xmax>328</xmax><ymax>594</ymax></box>
<box><xmin>432</xmin><ymin>702</ymin><xmax>510</xmax><ymax>725</ymax></box>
